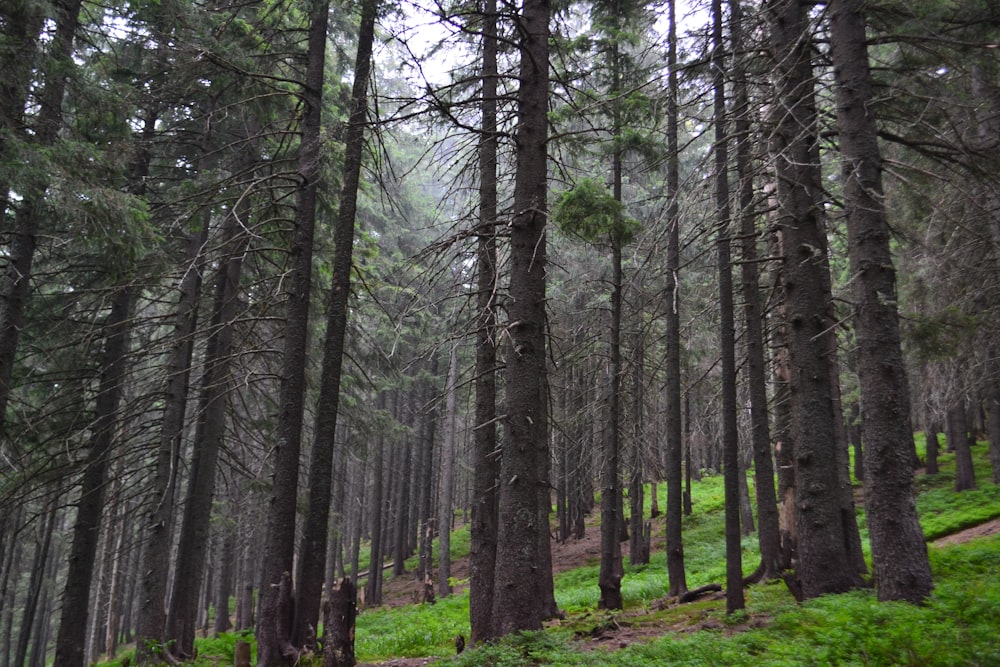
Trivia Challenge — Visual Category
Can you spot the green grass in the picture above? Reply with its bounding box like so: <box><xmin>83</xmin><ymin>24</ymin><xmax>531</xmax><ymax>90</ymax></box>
<box><xmin>94</xmin><ymin>436</ymin><xmax>1000</xmax><ymax>667</ymax></box>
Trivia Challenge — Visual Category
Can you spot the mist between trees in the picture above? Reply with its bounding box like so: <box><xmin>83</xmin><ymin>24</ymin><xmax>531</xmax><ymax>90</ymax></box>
<box><xmin>1</xmin><ymin>0</ymin><xmax>998</xmax><ymax>665</ymax></box>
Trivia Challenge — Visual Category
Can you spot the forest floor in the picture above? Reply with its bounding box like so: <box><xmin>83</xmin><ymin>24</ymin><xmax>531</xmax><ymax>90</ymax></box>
<box><xmin>361</xmin><ymin>513</ymin><xmax>1000</xmax><ymax>667</ymax></box>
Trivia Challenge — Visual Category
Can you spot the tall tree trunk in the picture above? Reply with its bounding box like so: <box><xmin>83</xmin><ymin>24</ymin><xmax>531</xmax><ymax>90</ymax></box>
<box><xmin>54</xmin><ymin>287</ymin><xmax>133</xmax><ymax>667</ymax></box>
<box><xmin>828</xmin><ymin>0</ymin><xmax>933</xmax><ymax>603</ymax></box>
<box><xmin>135</xmin><ymin>225</ymin><xmax>205</xmax><ymax>666</ymax></box>
<box><xmin>438</xmin><ymin>343</ymin><xmax>460</xmax><ymax>599</ymax></box>
<box><xmin>0</xmin><ymin>0</ymin><xmax>82</xmax><ymax>440</ymax></box>
<box><xmin>598</xmin><ymin>238</ymin><xmax>624</xmax><ymax>611</ymax></box>
<box><xmin>731</xmin><ymin>0</ymin><xmax>782</xmax><ymax>581</ymax></box>
<box><xmin>14</xmin><ymin>501</ymin><xmax>55</xmax><ymax>667</ymax></box>
<box><xmin>167</xmin><ymin>204</ymin><xmax>249</xmax><ymax>659</ymax></box>
<box><xmin>712</xmin><ymin>0</ymin><xmax>745</xmax><ymax>613</ymax></box>
<box><xmin>765</xmin><ymin>0</ymin><xmax>865</xmax><ymax>600</ymax></box>
<box><xmin>255</xmin><ymin>2</ymin><xmax>331</xmax><ymax>663</ymax></box>
<box><xmin>492</xmin><ymin>0</ymin><xmax>551</xmax><ymax>637</ymax></box>
<box><xmin>293</xmin><ymin>0</ymin><xmax>376</xmax><ymax>646</ymax></box>
<box><xmin>664</xmin><ymin>0</ymin><xmax>688</xmax><ymax>598</ymax></box>
<box><xmin>469</xmin><ymin>0</ymin><xmax>500</xmax><ymax>642</ymax></box>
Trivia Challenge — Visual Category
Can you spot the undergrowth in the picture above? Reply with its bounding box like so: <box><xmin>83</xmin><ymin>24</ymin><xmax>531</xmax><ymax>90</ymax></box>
<box><xmin>93</xmin><ymin>436</ymin><xmax>1000</xmax><ymax>667</ymax></box>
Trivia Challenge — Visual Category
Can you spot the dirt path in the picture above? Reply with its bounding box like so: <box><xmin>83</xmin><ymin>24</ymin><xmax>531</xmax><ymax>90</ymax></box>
<box><xmin>932</xmin><ymin>516</ymin><xmax>1000</xmax><ymax>546</ymax></box>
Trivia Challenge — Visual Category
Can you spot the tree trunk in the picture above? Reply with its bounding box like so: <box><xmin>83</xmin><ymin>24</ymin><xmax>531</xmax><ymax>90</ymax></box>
<box><xmin>664</xmin><ymin>0</ymin><xmax>688</xmax><ymax>598</ymax></box>
<box><xmin>0</xmin><ymin>0</ymin><xmax>82</xmax><ymax>437</ymax></box>
<box><xmin>469</xmin><ymin>0</ymin><xmax>500</xmax><ymax>642</ymax></box>
<box><xmin>293</xmin><ymin>0</ymin><xmax>377</xmax><ymax>644</ymax></box>
<box><xmin>54</xmin><ymin>287</ymin><xmax>133</xmax><ymax>667</ymax></box>
<box><xmin>366</xmin><ymin>394</ymin><xmax>387</xmax><ymax>607</ymax></box>
<box><xmin>321</xmin><ymin>579</ymin><xmax>356</xmax><ymax>667</ymax></box>
<box><xmin>766</xmin><ymin>0</ymin><xmax>865</xmax><ymax>600</ymax></box>
<box><xmin>492</xmin><ymin>0</ymin><xmax>551</xmax><ymax>637</ymax></box>
<box><xmin>215</xmin><ymin>518</ymin><xmax>236</xmax><ymax>634</ymax></box>
<box><xmin>598</xmin><ymin>239</ymin><xmax>624</xmax><ymax>611</ymax></box>
<box><xmin>988</xmin><ymin>362</ymin><xmax>1000</xmax><ymax>484</ymax></box>
<box><xmin>731</xmin><ymin>0</ymin><xmax>782</xmax><ymax>581</ymax></box>
<box><xmin>712</xmin><ymin>0</ymin><xmax>745</xmax><ymax>613</ymax></box>
<box><xmin>167</xmin><ymin>203</ymin><xmax>249</xmax><ymax>659</ymax></box>
<box><xmin>438</xmin><ymin>343</ymin><xmax>460</xmax><ymax>599</ymax></box>
<box><xmin>948</xmin><ymin>400</ymin><xmax>976</xmax><ymax>491</ymax></box>
<box><xmin>14</xmin><ymin>502</ymin><xmax>55</xmax><ymax>667</ymax></box>
<box><xmin>255</xmin><ymin>3</ymin><xmax>331</xmax><ymax>664</ymax></box>
<box><xmin>829</xmin><ymin>0</ymin><xmax>933</xmax><ymax>603</ymax></box>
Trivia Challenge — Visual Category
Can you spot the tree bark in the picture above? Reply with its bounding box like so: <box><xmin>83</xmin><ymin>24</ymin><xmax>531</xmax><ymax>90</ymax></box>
<box><xmin>438</xmin><ymin>343</ymin><xmax>460</xmax><ymax>599</ymax></box>
<box><xmin>256</xmin><ymin>1</ymin><xmax>330</xmax><ymax>663</ymax></box>
<box><xmin>766</xmin><ymin>0</ymin><xmax>865</xmax><ymax>599</ymax></box>
<box><xmin>54</xmin><ymin>287</ymin><xmax>133</xmax><ymax>667</ymax></box>
<box><xmin>292</xmin><ymin>0</ymin><xmax>377</xmax><ymax>644</ymax></box>
<box><xmin>492</xmin><ymin>0</ymin><xmax>551</xmax><ymax>637</ymax></box>
<box><xmin>828</xmin><ymin>0</ymin><xmax>933</xmax><ymax>603</ymax></box>
<box><xmin>664</xmin><ymin>0</ymin><xmax>688</xmax><ymax>598</ymax></box>
<box><xmin>167</xmin><ymin>203</ymin><xmax>249</xmax><ymax>659</ymax></box>
<box><xmin>469</xmin><ymin>0</ymin><xmax>500</xmax><ymax>642</ymax></box>
<box><xmin>0</xmin><ymin>0</ymin><xmax>82</xmax><ymax>441</ymax></box>
<box><xmin>948</xmin><ymin>399</ymin><xmax>976</xmax><ymax>491</ymax></box>
<box><xmin>712</xmin><ymin>0</ymin><xmax>745</xmax><ymax>613</ymax></box>
<box><xmin>14</xmin><ymin>501</ymin><xmax>54</xmax><ymax>667</ymax></box>
<box><xmin>321</xmin><ymin>579</ymin><xmax>356</xmax><ymax>667</ymax></box>
<box><xmin>731</xmin><ymin>0</ymin><xmax>782</xmax><ymax>581</ymax></box>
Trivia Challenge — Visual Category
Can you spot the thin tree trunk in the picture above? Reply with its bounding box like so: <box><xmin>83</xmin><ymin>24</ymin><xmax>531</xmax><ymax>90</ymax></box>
<box><xmin>293</xmin><ymin>0</ymin><xmax>377</xmax><ymax>645</ymax></box>
<box><xmin>598</xmin><ymin>238</ymin><xmax>624</xmax><ymax>611</ymax></box>
<box><xmin>167</xmin><ymin>204</ymin><xmax>249</xmax><ymax>659</ymax></box>
<box><xmin>438</xmin><ymin>343</ymin><xmax>460</xmax><ymax>598</ymax></box>
<box><xmin>255</xmin><ymin>2</ymin><xmax>331</xmax><ymax>664</ymax></box>
<box><xmin>366</xmin><ymin>394</ymin><xmax>387</xmax><ymax>607</ymax></box>
<box><xmin>14</xmin><ymin>502</ymin><xmax>55</xmax><ymax>667</ymax></box>
<box><xmin>664</xmin><ymin>0</ymin><xmax>688</xmax><ymax>598</ymax></box>
<box><xmin>54</xmin><ymin>287</ymin><xmax>133</xmax><ymax>667</ymax></box>
<box><xmin>469</xmin><ymin>0</ymin><xmax>500</xmax><ymax>641</ymax></box>
<box><xmin>712</xmin><ymin>0</ymin><xmax>745</xmax><ymax>612</ymax></box>
<box><xmin>731</xmin><ymin>0</ymin><xmax>782</xmax><ymax>581</ymax></box>
<box><xmin>949</xmin><ymin>399</ymin><xmax>976</xmax><ymax>491</ymax></box>
<box><xmin>215</xmin><ymin>517</ymin><xmax>236</xmax><ymax>634</ymax></box>
<box><xmin>0</xmin><ymin>0</ymin><xmax>82</xmax><ymax>437</ymax></box>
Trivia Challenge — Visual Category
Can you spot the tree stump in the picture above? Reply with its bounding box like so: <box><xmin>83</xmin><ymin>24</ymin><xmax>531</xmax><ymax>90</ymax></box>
<box><xmin>234</xmin><ymin>641</ymin><xmax>251</xmax><ymax>667</ymax></box>
<box><xmin>322</xmin><ymin>578</ymin><xmax>357</xmax><ymax>667</ymax></box>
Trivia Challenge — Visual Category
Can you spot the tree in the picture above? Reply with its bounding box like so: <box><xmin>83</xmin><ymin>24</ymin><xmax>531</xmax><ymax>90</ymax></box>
<box><xmin>828</xmin><ymin>0</ymin><xmax>933</xmax><ymax>604</ymax></box>
<box><xmin>663</xmin><ymin>0</ymin><xmax>688</xmax><ymax>599</ymax></box>
<box><xmin>54</xmin><ymin>288</ymin><xmax>134</xmax><ymax>667</ymax></box>
<box><xmin>491</xmin><ymin>0</ymin><xmax>552</xmax><ymax>637</ymax></box>
<box><xmin>469</xmin><ymin>0</ymin><xmax>501</xmax><ymax>644</ymax></box>
<box><xmin>256</xmin><ymin>1</ymin><xmax>332</xmax><ymax>663</ymax></box>
<box><xmin>0</xmin><ymin>0</ymin><xmax>83</xmax><ymax>444</ymax></box>
<box><xmin>765</xmin><ymin>0</ymin><xmax>865</xmax><ymax>600</ymax></box>
<box><xmin>710</xmin><ymin>0</ymin><xmax>745</xmax><ymax>613</ymax></box>
<box><xmin>728</xmin><ymin>0</ymin><xmax>782</xmax><ymax>583</ymax></box>
<box><xmin>293</xmin><ymin>0</ymin><xmax>379</xmax><ymax>645</ymax></box>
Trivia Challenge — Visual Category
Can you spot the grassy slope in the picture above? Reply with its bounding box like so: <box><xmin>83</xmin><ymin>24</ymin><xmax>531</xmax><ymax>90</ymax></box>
<box><xmin>98</xmin><ymin>436</ymin><xmax>1000</xmax><ymax>666</ymax></box>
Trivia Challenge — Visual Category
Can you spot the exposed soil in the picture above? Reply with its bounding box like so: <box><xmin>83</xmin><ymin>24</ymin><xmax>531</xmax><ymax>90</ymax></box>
<box><xmin>932</xmin><ymin>516</ymin><xmax>1000</xmax><ymax>546</ymax></box>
